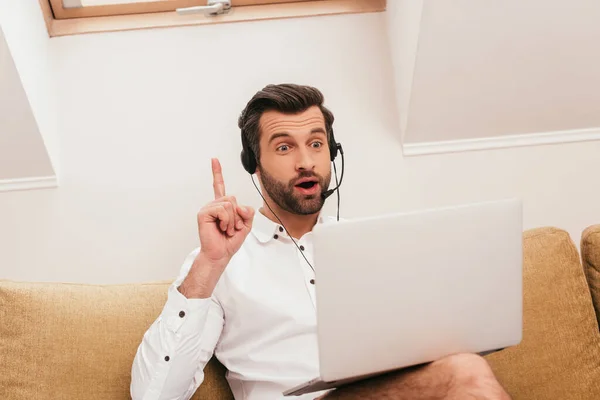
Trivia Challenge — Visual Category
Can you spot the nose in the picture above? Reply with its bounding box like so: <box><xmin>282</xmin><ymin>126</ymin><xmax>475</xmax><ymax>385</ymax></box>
<box><xmin>295</xmin><ymin>146</ymin><xmax>316</xmax><ymax>171</ymax></box>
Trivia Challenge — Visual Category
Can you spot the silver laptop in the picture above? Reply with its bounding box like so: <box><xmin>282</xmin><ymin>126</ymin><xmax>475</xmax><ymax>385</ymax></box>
<box><xmin>283</xmin><ymin>198</ymin><xmax>523</xmax><ymax>396</ymax></box>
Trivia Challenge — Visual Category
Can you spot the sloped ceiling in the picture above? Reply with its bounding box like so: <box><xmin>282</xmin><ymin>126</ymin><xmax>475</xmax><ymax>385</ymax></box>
<box><xmin>387</xmin><ymin>0</ymin><xmax>600</xmax><ymax>149</ymax></box>
<box><xmin>0</xmin><ymin>26</ymin><xmax>54</xmax><ymax>183</ymax></box>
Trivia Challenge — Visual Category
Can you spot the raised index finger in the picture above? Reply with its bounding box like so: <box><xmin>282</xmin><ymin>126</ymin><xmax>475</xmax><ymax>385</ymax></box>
<box><xmin>212</xmin><ymin>158</ymin><xmax>226</xmax><ymax>199</ymax></box>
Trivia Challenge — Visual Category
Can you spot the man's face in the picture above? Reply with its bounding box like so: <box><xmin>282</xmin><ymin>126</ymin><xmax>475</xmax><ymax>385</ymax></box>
<box><xmin>257</xmin><ymin>105</ymin><xmax>332</xmax><ymax>215</ymax></box>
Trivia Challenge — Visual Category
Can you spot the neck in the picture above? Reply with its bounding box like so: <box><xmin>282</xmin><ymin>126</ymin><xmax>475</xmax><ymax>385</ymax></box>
<box><xmin>260</xmin><ymin>203</ymin><xmax>319</xmax><ymax>239</ymax></box>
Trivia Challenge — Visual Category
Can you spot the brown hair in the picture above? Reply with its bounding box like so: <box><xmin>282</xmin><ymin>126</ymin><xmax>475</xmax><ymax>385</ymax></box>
<box><xmin>238</xmin><ymin>83</ymin><xmax>335</xmax><ymax>164</ymax></box>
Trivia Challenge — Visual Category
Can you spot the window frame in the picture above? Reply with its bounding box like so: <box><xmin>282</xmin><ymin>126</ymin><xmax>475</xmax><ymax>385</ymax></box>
<box><xmin>50</xmin><ymin>0</ymin><xmax>308</xmax><ymax>19</ymax></box>
<box><xmin>39</xmin><ymin>0</ymin><xmax>386</xmax><ymax>37</ymax></box>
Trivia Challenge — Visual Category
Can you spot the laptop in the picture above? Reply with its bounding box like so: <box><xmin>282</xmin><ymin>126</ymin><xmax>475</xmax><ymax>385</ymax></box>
<box><xmin>283</xmin><ymin>198</ymin><xmax>523</xmax><ymax>396</ymax></box>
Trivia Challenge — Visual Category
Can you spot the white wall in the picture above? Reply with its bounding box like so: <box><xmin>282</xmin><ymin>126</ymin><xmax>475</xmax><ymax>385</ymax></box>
<box><xmin>0</xmin><ymin>26</ymin><xmax>54</xmax><ymax>180</ymax></box>
<box><xmin>0</xmin><ymin>11</ymin><xmax>599</xmax><ymax>284</ymax></box>
<box><xmin>400</xmin><ymin>0</ymin><xmax>600</xmax><ymax>144</ymax></box>
<box><xmin>0</xmin><ymin>0</ymin><xmax>59</xmax><ymax>175</ymax></box>
<box><xmin>385</xmin><ymin>0</ymin><xmax>423</xmax><ymax>141</ymax></box>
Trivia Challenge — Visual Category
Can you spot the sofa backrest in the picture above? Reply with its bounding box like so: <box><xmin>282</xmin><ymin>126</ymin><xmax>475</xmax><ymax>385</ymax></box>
<box><xmin>0</xmin><ymin>280</ymin><xmax>233</xmax><ymax>400</ymax></box>
<box><xmin>581</xmin><ymin>224</ymin><xmax>600</xmax><ymax>327</ymax></box>
<box><xmin>485</xmin><ymin>227</ymin><xmax>600</xmax><ymax>399</ymax></box>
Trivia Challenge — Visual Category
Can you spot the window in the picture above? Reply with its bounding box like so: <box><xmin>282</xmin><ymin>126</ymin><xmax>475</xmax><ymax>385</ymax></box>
<box><xmin>40</xmin><ymin>0</ymin><xmax>386</xmax><ymax>36</ymax></box>
<box><xmin>50</xmin><ymin>0</ymin><xmax>313</xmax><ymax>19</ymax></box>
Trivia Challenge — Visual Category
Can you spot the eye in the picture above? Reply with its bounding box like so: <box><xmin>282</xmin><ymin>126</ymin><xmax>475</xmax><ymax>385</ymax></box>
<box><xmin>311</xmin><ymin>141</ymin><xmax>323</xmax><ymax>149</ymax></box>
<box><xmin>276</xmin><ymin>144</ymin><xmax>290</xmax><ymax>152</ymax></box>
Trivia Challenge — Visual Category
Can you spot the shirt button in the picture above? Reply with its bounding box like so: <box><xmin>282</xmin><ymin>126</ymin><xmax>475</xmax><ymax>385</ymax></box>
<box><xmin>164</xmin><ymin>356</ymin><xmax>170</xmax><ymax>362</ymax></box>
<box><xmin>179</xmin><ymin>310</ymin><xmax>185</xmax><ymax>318</ymax></box>
<box><xmin>279</xmin><ymin>226</ymin><xmax>284</xmax><ymax>232</ymax></box>
<box><xmin>274</xmin><ymin>234</ymin><xmax>279</xmax><ymax>240</ymax></box>
<box><xmin>300</xmin><ymin>245</ymin><xmax>305</xmax><ymax>251</ymax></box>
<box><xmin>310</xmin><ymin>279</ymin><xmax>315</xmax><ymax>285</ymax></box>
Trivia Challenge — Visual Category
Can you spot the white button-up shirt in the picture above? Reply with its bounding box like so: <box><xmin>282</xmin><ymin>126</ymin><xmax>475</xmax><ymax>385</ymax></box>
<box><xmin>131</xmin><ymin>211</ymin><xmax>336</xmax><ymax>400</ymax></box>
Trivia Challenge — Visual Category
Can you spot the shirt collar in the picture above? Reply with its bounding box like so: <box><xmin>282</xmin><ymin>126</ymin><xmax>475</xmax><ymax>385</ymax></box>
<box><xmin>251</xmin><ymin>209</ymin><xmax>327</xmax><ymax>244</ymax></box>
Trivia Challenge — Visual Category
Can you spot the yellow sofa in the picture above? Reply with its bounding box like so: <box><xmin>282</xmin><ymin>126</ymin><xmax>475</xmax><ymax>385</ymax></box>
<box><xmin>2</xmin><ymin>226</ymin><xmax>600</xmax><ymax>400</ymax></box>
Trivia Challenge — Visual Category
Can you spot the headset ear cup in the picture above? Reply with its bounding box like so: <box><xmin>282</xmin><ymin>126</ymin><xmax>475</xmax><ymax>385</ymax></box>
<box><xmin>248</xmin><ymin>153</ymin><xmax>256</xmax><ymax>174</ymax></box>
<box><xmin>240</xmin><ymin>150</ymin><xmax>249</xmax><ymax>173</ymax></box>
<box><xmin>241</xmin><ymin>148</ymin><xmax>257</xmax><ymax>174</ymax></box>
<box><xmin>328</xmin><ymin>126</ymin><xmax>339</xmax><ymax>161</ymax></box>
<box><xmin>240</xmin><ymin>130</ymin><xmax>257</xmax><ymax>174</ymax></box>
<box><xmin>329</xmin><ymin>135</ymin><xmax>338</xmax><ymax>161</ymax></box>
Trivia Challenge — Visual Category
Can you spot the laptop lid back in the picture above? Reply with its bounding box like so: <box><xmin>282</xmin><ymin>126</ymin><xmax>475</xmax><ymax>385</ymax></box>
<box><xmin>312</xmin><ymin>199</ymin><xmax>523</xmax><ymax>382</ymax></box>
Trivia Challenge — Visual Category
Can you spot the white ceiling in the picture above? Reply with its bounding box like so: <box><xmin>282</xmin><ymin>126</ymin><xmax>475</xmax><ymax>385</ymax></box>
<box><xmin>0</xmin><ymin>26</ymin><xmax>54</xmax><ymax>181</ymax></box>
<box><xmin>388</xmin><ymin>0</ymin><xmax>600</xmax><ymax>146</ymax></box>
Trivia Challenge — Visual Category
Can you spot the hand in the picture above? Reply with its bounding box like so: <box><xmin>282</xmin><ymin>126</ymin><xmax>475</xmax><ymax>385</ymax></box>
<box><xmin>180</xmin><ymin>159</ymin><xmax>254</xmax><ymax>299</ymax></box>
<box><xmin>197</xmin><ymin>158</ymin><xmax>254</xmax><ymax>267</ymax></box>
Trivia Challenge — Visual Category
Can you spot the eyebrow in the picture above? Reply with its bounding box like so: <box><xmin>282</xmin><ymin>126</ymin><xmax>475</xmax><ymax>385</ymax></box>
<box><xmin>268</xmin><ymin>128</ymin><xmax>327</xmax><ymax>144</ymax></box>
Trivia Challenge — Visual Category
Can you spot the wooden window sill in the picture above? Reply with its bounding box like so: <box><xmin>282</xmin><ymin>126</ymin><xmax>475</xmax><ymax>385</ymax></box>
<box><xmin>42</xmin><ymin>0</ymin><xmax>386</xmax><ymax>37</ymax></box>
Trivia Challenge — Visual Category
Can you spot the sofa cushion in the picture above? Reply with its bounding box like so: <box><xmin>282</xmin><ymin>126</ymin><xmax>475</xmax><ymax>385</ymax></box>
<box><xmin>581</xmin><ymin>224</ymin><xmax>600</xmax><ymax>327</ymax></box>
<box><xmin>485</xmin><ymin>227</ymin><xmax>600</xmax><ymax>400</ymax></box>
<box><xmin>0</xmin><ymin>280</ymin><xmax>233</xmax><ymax>400</ymax></box>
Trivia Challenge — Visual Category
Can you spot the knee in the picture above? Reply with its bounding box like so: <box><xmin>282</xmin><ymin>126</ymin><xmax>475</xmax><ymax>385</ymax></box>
<box><xmin>437</xmin><ymin>353</ymin><xmax>511</xmax><ymax>400</ymax></box>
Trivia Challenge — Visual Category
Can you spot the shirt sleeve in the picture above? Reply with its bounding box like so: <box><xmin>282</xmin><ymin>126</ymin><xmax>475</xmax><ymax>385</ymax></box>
<box><xmin>130</xmin><ymin>248</ymin><xmax>225</xmax><ymax>400</ymax></box>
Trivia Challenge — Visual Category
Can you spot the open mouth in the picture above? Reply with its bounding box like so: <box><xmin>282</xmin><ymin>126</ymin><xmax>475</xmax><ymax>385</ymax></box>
<box><xmin>296</xmin><ymin>181</ymin><xmax>317</xmax><ymax>189</ymax></box>
<box><xmin>294</xmin><ymin>178</ymin><xmax>319</xmax><ymax>194</ymax></box>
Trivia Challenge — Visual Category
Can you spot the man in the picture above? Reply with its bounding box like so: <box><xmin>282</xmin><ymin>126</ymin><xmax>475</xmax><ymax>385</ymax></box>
<box><xmin>130</xmin><ymin>84</ymin><xmax>511</xmax><ymax>400</ymax></box>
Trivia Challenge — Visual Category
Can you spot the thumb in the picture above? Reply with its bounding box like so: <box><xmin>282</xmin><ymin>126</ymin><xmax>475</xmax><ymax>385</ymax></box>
<box><xmin>237</xmin><ymin>206</ymin><xmax>255</xmax><ymax>227</ymax></box>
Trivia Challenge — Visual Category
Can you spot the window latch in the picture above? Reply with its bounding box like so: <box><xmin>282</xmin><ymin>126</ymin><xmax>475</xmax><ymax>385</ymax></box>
<box><xmin>176</xmin><ymin>0</ymin><xmax>232</xmax><ymax>16</ymax></box>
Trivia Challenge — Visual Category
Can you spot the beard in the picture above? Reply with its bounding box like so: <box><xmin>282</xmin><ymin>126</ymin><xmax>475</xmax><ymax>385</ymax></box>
<box><xmin>258</xmin><ymin>166</ymin><xmax>331</xmax><ymax>215</ymax></box>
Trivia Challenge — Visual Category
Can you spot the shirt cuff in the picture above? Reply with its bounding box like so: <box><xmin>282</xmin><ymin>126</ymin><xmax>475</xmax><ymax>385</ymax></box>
<box><xmin>162</xmin><ymin>283</ymin><xmax>212</xmax><ymax>335</ymax></box>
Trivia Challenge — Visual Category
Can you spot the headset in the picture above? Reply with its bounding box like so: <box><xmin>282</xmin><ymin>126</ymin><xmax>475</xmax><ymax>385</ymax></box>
<box><xmin>239</xmin><ymin>114</ymin><xmax>345</xmax><ymax>276</ymax></box>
